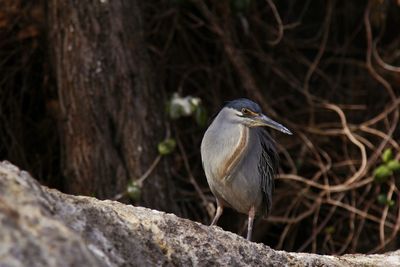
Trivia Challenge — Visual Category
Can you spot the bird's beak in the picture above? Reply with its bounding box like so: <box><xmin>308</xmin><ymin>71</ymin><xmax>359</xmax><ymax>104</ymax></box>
<box><xmin>252</xmin><ymin>114</ymin><xmax>293</xmax><ymax>135</ymax></box>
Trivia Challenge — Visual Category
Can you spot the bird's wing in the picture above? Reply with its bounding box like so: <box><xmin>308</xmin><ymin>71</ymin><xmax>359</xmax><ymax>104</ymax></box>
<box><xmin>257</xmin><ymin>129</ymin><xmax>279</xmax><ymax>215</ymax></box>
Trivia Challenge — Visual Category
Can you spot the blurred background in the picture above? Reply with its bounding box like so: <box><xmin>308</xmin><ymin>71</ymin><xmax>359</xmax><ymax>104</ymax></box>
<box><xmin>1</xmin><ymin>0</ymin><xmax>399</xmax><ymax>255</ymax></box>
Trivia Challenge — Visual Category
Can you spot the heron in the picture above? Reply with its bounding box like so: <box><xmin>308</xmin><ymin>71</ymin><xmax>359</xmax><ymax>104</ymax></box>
<box><xmin>201</xmin><ymin>98</ymin><xmax>292</xmax><ymax>241</ymax></box>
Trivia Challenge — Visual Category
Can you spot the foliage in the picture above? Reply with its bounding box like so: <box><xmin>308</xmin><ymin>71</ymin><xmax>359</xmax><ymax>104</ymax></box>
<box><xmin>127</xmin><ymin>181</ymin><xmax>141</xmax><ymax>201</ymax></box>
<box><xmin>158</xmin><ymin>138</ymin><xmax>177</xmax><ymax>155</ymax></box>
<box><xmin>167</xmin><ymin>93</ymin><xmax>207</xmax><ymax>127</ymax></box>
<box><xmin>374</xmin><ymin>148</ymin><xmax>400</xmax><ymax>183</ymax></box>
<box><xmin>377</xmin><ymin>194</ymin><xmax>395</xmax><ymax>207</ymax></box>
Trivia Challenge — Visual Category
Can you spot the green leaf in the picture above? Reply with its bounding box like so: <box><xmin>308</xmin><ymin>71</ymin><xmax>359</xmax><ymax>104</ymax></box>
<box><xmin>387</xmin><ymin>159</ymin><xmax>400</xmax><ymax>172</ymax></box>
<box><xmin>324</xmin><ymin>226</ymin><xmax>335</xmax><ymax>235</ymax></box>
<box><xmin>373</xmin><ymin>165</ymin><xmax>393</xmax><ymax>183</ymax></box>
<box><xmin>194</xmin><ymin>105</ymin><xmax>208</xmax><ymax>127</ymax></box>
<box><xmin>377</xmin><ymin>194</ymin><xmax>387</xmax><ymax>205</ymax></box>
<box><xmin>158</xmin><ymin>138</ymin><xmax>176</xmax><ymax>155</ymax></box>
<box><xmin>377</xmin><ymin>194</ymin><xmax>395</xmax><ymax>207</ymax></box>
<box><xmin>127</xmin><ymin>181</ymin><xmax>141</xmax><ymax>201</ymax></box>
<box><xmin>381</xmin><ymin>148</ymin><xmax>393</xmax><ymax>163</ymax></box>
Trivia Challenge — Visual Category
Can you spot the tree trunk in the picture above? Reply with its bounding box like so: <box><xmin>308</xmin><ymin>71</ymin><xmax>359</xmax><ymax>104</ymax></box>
<box><xmin>47</xmin><ymin>0</ymin><xmax>177</xmax><ymax>212</ymax></box>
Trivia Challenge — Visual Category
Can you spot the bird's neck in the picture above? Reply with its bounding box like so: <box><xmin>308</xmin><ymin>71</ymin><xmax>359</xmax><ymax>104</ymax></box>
<box><xmin>202</xmin><ymin>118</ymin><xmax>250</xmax><ymax>180</ymax></box>
<box><xmin>220</xmin><ymin>124</ymin><xmax>249</xmax><ymax>179</ymax></box>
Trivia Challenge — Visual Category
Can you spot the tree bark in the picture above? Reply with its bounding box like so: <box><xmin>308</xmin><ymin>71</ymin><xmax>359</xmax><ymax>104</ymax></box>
<box><xmin>47</xmin><ymin>0</ymin><xmax>177</xmax><ymax>212</ymax></box>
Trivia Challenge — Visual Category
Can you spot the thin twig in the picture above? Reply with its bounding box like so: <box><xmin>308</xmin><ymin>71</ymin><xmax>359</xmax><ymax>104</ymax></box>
<box><xmin>265</xmin><ymin>0</ymin><xmax>284</xmax><ymax>46</ymax></box>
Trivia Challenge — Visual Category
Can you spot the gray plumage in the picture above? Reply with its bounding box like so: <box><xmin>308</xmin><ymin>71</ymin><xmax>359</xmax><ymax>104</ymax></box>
<box><xmin>201</xmin><ymin>98</ymin><xmax>292</xmax><ymax>241</ymax></box>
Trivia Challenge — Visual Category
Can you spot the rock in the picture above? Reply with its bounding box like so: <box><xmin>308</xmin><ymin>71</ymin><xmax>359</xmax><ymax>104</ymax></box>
<box><xmin>0</xmin><ymin>161</ymin><xmax>399</xmax><ymax>267</ymax></box>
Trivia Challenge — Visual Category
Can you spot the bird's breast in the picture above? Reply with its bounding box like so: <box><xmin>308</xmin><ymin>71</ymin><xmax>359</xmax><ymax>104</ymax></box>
<box><xmin>201</xmin><ymin>120</ymin><xmax>249</xmax><ymax>182</ymax></box>
<box><xmin>218</xmin><ymin>126</ymin><xmax>249</xmax><ymax>180</ymax></box>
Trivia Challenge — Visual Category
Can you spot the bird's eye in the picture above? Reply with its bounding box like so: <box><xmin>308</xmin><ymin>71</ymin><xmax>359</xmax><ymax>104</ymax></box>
<box><xmin>241</xmin><ymin>108</ymin><xmax>251</xmax><ymax>115</ymax></box>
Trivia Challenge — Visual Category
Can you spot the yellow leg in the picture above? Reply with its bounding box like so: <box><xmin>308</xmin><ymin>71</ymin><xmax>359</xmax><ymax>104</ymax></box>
<box><xmin>210</xmin><ymin>199</ymin><xmax>223</xmax><ymax>226</ymax></box>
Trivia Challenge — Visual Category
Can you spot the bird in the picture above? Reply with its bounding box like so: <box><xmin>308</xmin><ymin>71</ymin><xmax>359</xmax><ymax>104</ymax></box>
<box><xmin>201</xmin><ymin>98</ymin><xmax>292</xmax><ymax>241</ymax></box>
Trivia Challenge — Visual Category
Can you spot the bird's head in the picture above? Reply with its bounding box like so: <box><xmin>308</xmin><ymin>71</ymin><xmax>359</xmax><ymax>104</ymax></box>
<box><xmin>223</xmin><ymin>98</ymin><xmax>292</xmax><ymax>135</ymax></box>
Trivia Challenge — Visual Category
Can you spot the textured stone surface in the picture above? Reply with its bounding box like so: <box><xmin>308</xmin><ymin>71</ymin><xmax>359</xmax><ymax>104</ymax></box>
<box><xmin>0</xmin><ymin>161</ymin><xmax>399</xmax><ymax>266</ymax></box>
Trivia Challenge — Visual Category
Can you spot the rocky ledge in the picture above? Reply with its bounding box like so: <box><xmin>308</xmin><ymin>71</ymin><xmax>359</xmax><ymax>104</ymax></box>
<box><xmin>0</xmin><ymin>161</ymin><xmax>399</xmax><ymax>266</ymax></box>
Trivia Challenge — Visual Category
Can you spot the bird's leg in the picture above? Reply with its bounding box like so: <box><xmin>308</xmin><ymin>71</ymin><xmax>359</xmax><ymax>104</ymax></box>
<box><xmin>210</xmin><ymin>198</ymin><xmax>223</xmax><ymax>226</ymax></box>
<box><xmin>246</xmin><ymin>206</ymin><xmax>256</xmax><ymax>241</ymax></box>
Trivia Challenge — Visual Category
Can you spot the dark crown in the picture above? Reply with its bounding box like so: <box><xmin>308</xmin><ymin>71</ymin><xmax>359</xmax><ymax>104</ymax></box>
<box><xmin>224</xmin><ymin>98</ymin><xmax>262</xmax><ymax>113</ymax></box>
